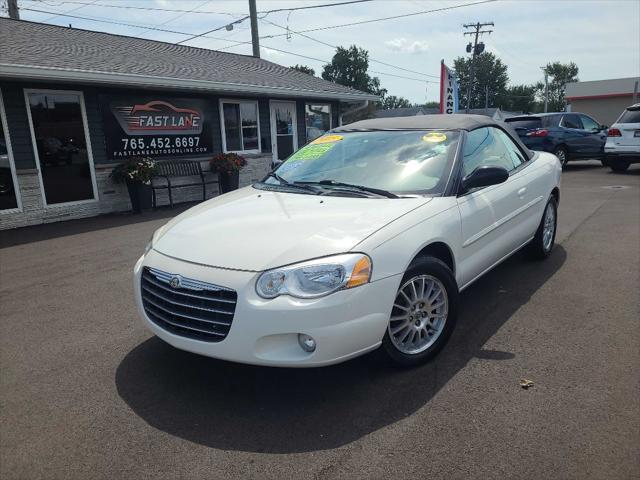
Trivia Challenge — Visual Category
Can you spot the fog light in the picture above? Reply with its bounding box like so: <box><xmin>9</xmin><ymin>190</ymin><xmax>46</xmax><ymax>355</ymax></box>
<box><xmin>298</xmin><ymin>334</ymin><xmax>316</xmax><ymax>353</ymax></box>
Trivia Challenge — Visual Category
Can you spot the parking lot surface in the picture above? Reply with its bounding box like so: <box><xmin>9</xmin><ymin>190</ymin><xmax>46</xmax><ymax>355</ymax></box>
<box><xmin>1</xmin><ymin>162</ymin><xmax>639</xmax><ymax>479</ymax></box>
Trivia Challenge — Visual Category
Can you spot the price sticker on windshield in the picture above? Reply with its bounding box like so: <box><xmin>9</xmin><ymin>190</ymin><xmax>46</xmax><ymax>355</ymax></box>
<box><xmin>290</xmin><ymin>143</ymin><xmax>336</xmax><ymax>161</ymax></box>
<box><xmin>311</xmin><ymin>134</ymin><xmax>343</xmax><ymax>144</ymax></box>
<box><xmin>422</xmin><ymin>132</ymin><xmax>447</xmax><ymax>143</ymax></box>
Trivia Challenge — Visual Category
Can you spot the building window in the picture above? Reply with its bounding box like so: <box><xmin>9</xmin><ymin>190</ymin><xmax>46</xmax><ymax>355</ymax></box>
<box><xmin>305</xmin><ymin>104</ymin><xmax>332</xmax><ymax>142</ymax></box>
<box><xmin>220</xmin><ymin>100</ymin><xmax>260</xmax><ymax>153</ymax></box>
<box><xmin>25</xmin><ymin>90</ymin><xmax>97</xmax><ymax>206</ymax></box>
<box><xmin>0</xmin><ymin>90</ymin><xmax>21</xmax><ymax>212</ymax></box>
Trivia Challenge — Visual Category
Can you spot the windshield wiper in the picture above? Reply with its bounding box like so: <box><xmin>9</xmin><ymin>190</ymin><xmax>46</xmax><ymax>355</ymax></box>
<box><xmin>264</xmin><ymin>172</ymin><xmax>322</xmax><ymax>194</ymax></box>
<box><xmin>296</xmin><ymin>180</ymin><xmax>399</xmax><ymax>199</ymax></box>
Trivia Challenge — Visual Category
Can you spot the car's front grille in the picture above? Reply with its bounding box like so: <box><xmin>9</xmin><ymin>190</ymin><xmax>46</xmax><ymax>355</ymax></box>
<box><xmin>140</xmin><ymin>267</ymin><xmax>237</xmax><ymax>342</ymax></box>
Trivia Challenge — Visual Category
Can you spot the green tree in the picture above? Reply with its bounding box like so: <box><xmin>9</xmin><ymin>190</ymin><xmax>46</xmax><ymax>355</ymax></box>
<box><xmin>536</xmin><ymin>62</ymin><xmax>579</xmax><ymax>112</ymax></box>
<box><xmin>453</xmin><ymin>52</ymin><xmax>509</xmax><ymax>110</ymax></box>
<box><xmin>322</xmin><ymin>45</ymin><xmax>386</xmax><ymax>96</ymax></box>
<box><xmin>290</xmin><ymin>64</ymin><xmax>315</xmax><ymax>76</ymax></box>
<box><xmin>497</xmin><ymin>84</ymin><xmax>537</xmax><ymax>113</ymax></box>
<box><xmin>381</xmin><ymin>95</ymin><xmax>412</xmax><ymax>109</ymax></box>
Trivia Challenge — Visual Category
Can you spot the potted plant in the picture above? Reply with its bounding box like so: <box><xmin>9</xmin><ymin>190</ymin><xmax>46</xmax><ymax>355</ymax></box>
<box><xmin>110</xmin><ymin>157</ymin><xmax>157</xmax><ymax>213</ymax></box>
<box><xmin>209</xmin><ymin>152</ymin><xmax>247</xmax><ymax>194</ymax></box>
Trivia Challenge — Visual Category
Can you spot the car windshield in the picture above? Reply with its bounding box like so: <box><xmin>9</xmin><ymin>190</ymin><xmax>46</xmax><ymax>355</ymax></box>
<box><xmin>263</xmin><ymin>130</ymin><xmax>460</xmax><ymax>196</ymax></box>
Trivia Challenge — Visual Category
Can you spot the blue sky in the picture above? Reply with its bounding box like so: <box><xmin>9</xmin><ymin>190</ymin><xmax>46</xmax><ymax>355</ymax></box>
<box><xmin>12</xmin><ymin>0</ymin><xmax>640</xmax><ymax>103</ymax></box>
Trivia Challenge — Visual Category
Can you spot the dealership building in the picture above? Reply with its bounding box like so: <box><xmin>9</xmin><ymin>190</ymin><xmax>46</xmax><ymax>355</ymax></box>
<box><xmin>0</xmin><ymin>18</ymin><xmax>377</xmax><ymax>230</ymax></box>
<box><xmin>565</xmin><ymin>77</ymin><xmax>640</xmax><ymax>126</ymax></box>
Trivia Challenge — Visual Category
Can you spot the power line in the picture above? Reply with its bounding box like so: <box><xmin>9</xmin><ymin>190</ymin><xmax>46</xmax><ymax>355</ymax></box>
<box><xmin>261</xmin><ymin>17</ymin><xmax>439</xmax><ymax>79</ymax></box>
<box><xmin>260</xmin><ymin>0</ymin><xmax>498</xmax><ymax>40</ymax></box>
<box><xmin>22</xmin><ymin>0</ymin><xmax>373</xmax><ymax>16</ymax></box>
<box><xmin>17</xmin><ymin>6</ymin><xmax>433</xmax><ymax>84</ymax></box>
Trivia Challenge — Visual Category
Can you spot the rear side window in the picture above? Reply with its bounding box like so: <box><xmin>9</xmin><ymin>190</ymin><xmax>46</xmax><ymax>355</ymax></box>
<box><xmin>618</xmin><ymin>108</ymin><xmax>640</xmax><ymax>123</ymax></box>
<box><xmin>462</xmin><ymin>127</ymin><xmax>518</xmax><ymax>176</ymax></box>
<box><xmin>542</xmin><ymin>115</ymin><xmax>562</xmax><ymax>127</ymax></box>
<box><xmin>504</xmin><ymin>118</ymin><xmax>541</xmax><ymax>130</ymax></box>
<box><xmin>494</xmin><ymin>129</ymin><xmax>526</xmax><ymax>169</ymax></box>
<box><xmin>561</xmin><ymin>114</ymin><xmax>583</xmax><ymax>129</ymax></box>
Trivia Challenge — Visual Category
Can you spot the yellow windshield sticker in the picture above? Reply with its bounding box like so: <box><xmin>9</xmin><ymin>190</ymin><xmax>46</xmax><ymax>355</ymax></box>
<box><xmin>311</xmin><ymin>134</ymin><xmax>343</xmax><ymax>144</ymax></box>
<box><xmin>289</xmin><ymin>142</ymin><xmax>336</xmax><ymax>161</ymax></box>
<box><xmin>422</xmin><ymin>132</ymin><xmax>447</xmax><ymax>143</ymax></box>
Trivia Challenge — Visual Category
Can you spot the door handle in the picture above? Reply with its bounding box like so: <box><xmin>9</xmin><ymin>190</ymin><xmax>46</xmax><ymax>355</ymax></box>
<box><xmin>517</xmin><ymin>187</ymin><xmax>527</xmax><ymax>198</ymax></box>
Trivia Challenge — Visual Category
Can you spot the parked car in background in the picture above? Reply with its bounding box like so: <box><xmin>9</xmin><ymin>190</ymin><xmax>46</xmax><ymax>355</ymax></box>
<box><xmin>134</xmin><ymin>115</ymin><xmax>561</xmax><ymax>368</ymax></box>
<box><xmin>603</xmin><ymin>103</ymin><xmax>640</xmax><ymax>172</ymax></box>
<box><xmin>505</xmin><ymin>112</ymin><xmax>607</xmax><ymax>168</ymax></box>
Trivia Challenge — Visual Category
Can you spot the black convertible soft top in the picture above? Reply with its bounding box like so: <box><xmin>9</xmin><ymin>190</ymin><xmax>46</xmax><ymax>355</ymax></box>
<box><xmin>333</xmin><ymin>114</ymin><xmax>534</xmax><ymax>160</ymax></box>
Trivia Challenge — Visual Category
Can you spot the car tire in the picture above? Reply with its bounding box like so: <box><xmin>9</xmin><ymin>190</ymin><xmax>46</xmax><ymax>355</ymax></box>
<box><xmin>554</xmin><ymin>146</ymin><xmax>569</xmax><ymax>169</ymax></box>
<box><xmin>382</xmin><ymin>256</ymin><xmax>458</xmax><ymax>367</ymax></box>
<box><xmin>610</xmin><ymin>161</ymin><xmax>630</xmax><ymax>172</ymax></box>
<box><xmin>526</xmin><ymin>196</ymin><xmax>558</xmax><ymax>260</ymax></box>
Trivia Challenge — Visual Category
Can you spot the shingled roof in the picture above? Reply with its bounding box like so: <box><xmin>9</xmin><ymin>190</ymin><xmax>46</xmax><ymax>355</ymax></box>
<box><xmin>0</xmin><ymin>18</ymin><xmax>378</xmax><ymax>101</ymax></box>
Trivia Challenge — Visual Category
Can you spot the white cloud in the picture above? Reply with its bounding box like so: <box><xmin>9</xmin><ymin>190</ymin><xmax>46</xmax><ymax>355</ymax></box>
<box><xmin>384</xmin><ymin>38</ymin><xmax>428</xmax><ymax>54</ymax></box>
<box><xmin>407</xmin><ymin>40</ymin><xmax>429</xmax><ymax>54</ymax></box>
<box><xmin>385</xmin><ymin>38</ymin><xmax>408</xmax><ymax>51</ymax></box>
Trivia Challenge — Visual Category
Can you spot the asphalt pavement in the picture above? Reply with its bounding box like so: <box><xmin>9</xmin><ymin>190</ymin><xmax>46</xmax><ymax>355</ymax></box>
<box><xmin>1</xmin><ymin>161</ymin><xmax>639</xmax><ymax>479</ymax></box>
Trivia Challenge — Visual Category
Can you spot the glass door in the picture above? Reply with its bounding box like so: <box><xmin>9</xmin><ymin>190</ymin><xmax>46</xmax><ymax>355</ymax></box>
<box><xmin>270</xmin><ymin>101</ymin><xmax>298</xmax><ymax>161</ymax></box>
<box><xmin>25</xmin><ymin>90</ymin><xmax>97</xmax><ymax>206</ymax></box>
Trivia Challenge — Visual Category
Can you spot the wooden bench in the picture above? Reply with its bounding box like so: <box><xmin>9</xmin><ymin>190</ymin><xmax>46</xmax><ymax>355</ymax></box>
<box><xmin>151</xmin><ymin>160</ymin><xmax>217</xmax><ymax>208</ymax></box>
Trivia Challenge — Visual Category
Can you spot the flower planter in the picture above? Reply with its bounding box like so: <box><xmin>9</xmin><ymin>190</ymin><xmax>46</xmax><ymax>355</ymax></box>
<box><xmin>126</xmin><ymin>181</ymin><xmax>152</xmax><ymax>213</ymax></box>
<box><xmin>218</xmin><ymin>170</ymin><xmax>240</xmax><ymax>194</ymax></box>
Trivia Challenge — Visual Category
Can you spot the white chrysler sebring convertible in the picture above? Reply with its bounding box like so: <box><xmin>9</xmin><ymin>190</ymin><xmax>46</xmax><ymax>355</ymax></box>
<box><xmin>134</xmin><ymin>115</ymin><xmax>561</xmax><ymax>367</ymax></box>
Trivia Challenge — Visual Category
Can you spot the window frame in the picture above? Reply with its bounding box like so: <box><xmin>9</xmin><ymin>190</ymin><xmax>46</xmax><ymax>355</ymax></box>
<box><xmin>560</xmin><ymin>113</ymin><xmax>583</xmax><ymax>130</ymax></box>
<box><xmin>0</xmin><ymin>88</ymin><xmax>23</xmax><ymax>214</ymax></box>
<box><xmin>23</xmin><ymin>88</ymin><xmax>99</xmax><ymax>208</ymax></box>
<box><xmin>452</xmin><ymin>126</ymin><xmax>533</xmax><ymax>197</ymax></box>
<box><xmin>578</xmin><ymin>114</ymin><xmax>600</xmax><ymax>131</ymax></box>
<box><xmin>304</xmin><ymin>103</ymin><xmax>332</xmax><ymax>142</ymax></box>
<box><xmin>218</xmin><ymin>98</ymin><xmax>261</xmax><ymax>155</ymax></box>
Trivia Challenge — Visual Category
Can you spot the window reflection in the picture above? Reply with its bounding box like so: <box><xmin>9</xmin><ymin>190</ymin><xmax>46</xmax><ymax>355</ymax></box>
<box><xmin>305</xmin><ymin>104</ymin><xmax>331</xmax><ymax>142</ymax></box>
<box><xmin>28</xmin><ymin>92</ymin><xmax>95</xmax><ymax>205</ymax></box>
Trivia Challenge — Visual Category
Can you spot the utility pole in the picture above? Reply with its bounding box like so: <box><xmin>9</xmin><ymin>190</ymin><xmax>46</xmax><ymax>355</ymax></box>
<box><xmin>463</xmin><ymin>21</ymin><xmax>493</xmax><ymax>113</ymax></box>
<box><xmin>248</xmin><ymin>0</ymin><xmax>260</xmax><ymax>58</ymax></box>
<box><xmin>8</xmin><ymin>0</ymin><xmax>20</xmax><ymax>19</ymax></box>
<box><xmin>542</xmin><ymin>67</ymin><xmax>549</xmax><ymax>112</ymax></box>
<box><xmin>485</xmin><ymin>85</ymin><xmax>489</xmax><ymax>110</ymax></box>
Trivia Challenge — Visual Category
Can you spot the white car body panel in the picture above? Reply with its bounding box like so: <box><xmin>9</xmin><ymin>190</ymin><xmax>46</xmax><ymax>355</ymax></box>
<box><xmin>153</xmin><ymin>186</ymin><xmax>431</xmax><ymax>271</ymax></box>
<box><xmin>136</xmin><ymin>139</ymin><xmax>561</xmax><ymax>367</ymax></box>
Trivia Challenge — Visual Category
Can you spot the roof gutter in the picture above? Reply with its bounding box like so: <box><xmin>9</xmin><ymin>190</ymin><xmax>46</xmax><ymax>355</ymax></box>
<box><xmin>0</xmin><ymin>64</ymin><xmax>380</xmax><ymax>102</ymax></box>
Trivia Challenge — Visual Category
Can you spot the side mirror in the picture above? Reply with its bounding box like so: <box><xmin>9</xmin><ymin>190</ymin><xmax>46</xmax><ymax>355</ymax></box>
<box><xmin>600</xmin><ymin>124</ymin><xmax>608</xmax><ymax>131</ymax></box>
<box><xmin>271</xmin><ymin>159</ymin><xmax>283</xmax><ymax>171</ymax></box>
<box><xmin>460</xmin><ymin>166</ymin><xmax>509</xmax><ymax>193</ymax></box>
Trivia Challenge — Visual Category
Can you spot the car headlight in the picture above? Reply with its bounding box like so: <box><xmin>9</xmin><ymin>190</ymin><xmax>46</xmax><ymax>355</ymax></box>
<box><xmin>256</xmin><ymin>253</ymin><xmax>372</xmax><ymax>299</ymax></box>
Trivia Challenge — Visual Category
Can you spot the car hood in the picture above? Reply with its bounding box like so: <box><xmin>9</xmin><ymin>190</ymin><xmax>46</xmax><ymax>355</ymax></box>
<box><xmin>153</xmin><ymin>186</ymin><xmax>432</xmax><ymax>271</ymax></box>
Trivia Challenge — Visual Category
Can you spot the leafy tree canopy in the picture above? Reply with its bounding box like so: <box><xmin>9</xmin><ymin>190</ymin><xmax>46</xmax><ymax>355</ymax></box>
<box><xmin>290</xmin><ymin>64</ymin><xmax>315</xmax><ymax>76</ymax></box>
<box><xmin>380</xmin><ymin>95</ymin><xmax>412</xmax><ymax>110</ymax></box>
<box><xmin>497</xmin><ymin>84</ymin><xmax>537</xmax><ymax>113</ymax></box>
<box><xmin>322</xmin><ymin>45</ymin><xmax>386</xmax><ymax>96</ymax></box>
<box><xmin>453</xmin><ymin>52</ymin><xmax>509</xmax><ymax>110</ymax></box>
<box><xmin>535</xmin><ymin>62</ymin><xmax>579</xmax><ymax>112</ymax></box>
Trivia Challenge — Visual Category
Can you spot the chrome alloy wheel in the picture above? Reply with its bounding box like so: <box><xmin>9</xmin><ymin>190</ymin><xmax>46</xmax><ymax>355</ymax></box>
<box><xmin>542</xmin><ymin>202</ymin><xmax>556</xmax><ymax>252</ymax></box>
<box><xmin>388</xmin><ymin>275</ymin><xmax>449</xmax><ymax>355</ymax></box>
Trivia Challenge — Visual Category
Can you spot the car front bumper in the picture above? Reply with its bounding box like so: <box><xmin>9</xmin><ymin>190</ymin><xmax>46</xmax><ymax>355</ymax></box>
<box><xmin>134</xmin><ymin>250</ymin><xmax>401</xmax><ymax>367</ymax></box>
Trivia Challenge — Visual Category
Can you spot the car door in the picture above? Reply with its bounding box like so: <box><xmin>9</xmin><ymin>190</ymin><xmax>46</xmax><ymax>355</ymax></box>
<box><xmin>578</xmin><ymin>114</ymin><xmax>607</xmax><ymax>158</ymax></box>
<box><xmin>559</xmin><ymin>113</ymin><xmax>586</xmax><ymax>156</ymax></box>
<box><xmin>456</xmin><ymin>127</ymin><xmax>531</xmax><ymax>287</ymax></box>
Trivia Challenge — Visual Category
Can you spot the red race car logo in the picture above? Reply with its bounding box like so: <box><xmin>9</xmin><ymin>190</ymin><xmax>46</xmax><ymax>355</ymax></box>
<box><xmin>111</xmin><ymin>100</ymin><xmax>204</xmax><ymax>136</ymax></box>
